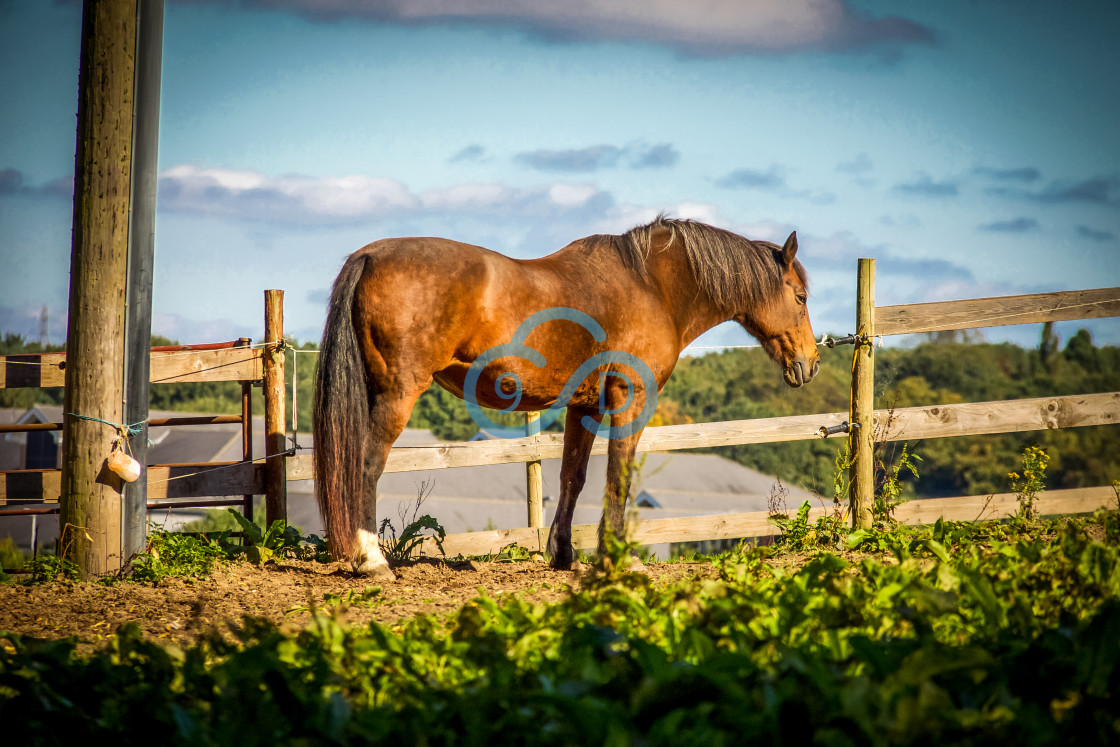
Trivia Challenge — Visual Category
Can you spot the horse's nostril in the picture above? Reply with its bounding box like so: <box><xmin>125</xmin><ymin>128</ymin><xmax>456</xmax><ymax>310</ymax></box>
<box><xmin>811</xmin><ymin>359</ymin><xmax>820</xmax><ymax>378</ymax></box>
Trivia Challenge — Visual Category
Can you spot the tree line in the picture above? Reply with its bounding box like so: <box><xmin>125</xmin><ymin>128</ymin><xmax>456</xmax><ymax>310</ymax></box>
<box><xmin>3</xmin><ymin>327</ymin><xmax>1117</xmax><ymax>500</ymax></box>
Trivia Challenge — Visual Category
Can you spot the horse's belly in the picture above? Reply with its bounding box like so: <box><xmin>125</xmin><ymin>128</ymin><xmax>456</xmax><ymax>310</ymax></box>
<box><xmin>433</xmin><ymin>360</ymin><xmax>599</xmax><ymax>411</ymax></box>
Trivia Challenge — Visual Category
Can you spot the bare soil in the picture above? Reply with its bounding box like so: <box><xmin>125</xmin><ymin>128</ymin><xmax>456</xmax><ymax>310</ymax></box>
<box><xmin>0</xmin><ymin>557</ymin><xmax>718</xmax><ymax>649</ymax></box>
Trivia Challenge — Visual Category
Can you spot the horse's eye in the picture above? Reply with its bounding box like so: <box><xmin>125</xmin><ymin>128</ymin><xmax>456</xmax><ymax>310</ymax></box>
<box><xmin>796</xmin><ymin>294</ymin><xmax>807</xmax><ymax>305</ymax></box>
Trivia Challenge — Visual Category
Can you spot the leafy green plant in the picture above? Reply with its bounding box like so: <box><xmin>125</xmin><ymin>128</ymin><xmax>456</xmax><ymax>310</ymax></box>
<box><xmin>3</xmin><ymin>514</ymin><xmax>1120</xmax><ymax>744</ymax></box>
<box><xmin>768</xmin><ymin>499</ymin><xmax>813</xmax><ymax>548</ymax></box>
<box><xmin>379</xmin><ymin>514</ymin><xmax>447</xmax><ymax>562</ymax></box>
<box><xmin>490</xmin><ymin>543</ymin><xmax>532</xmax><ymax>562</ymax></box>
<box><xmin>286</xmin><ymin>585</ymin><xmax>383</xmax><ymax>615</ymax></box>
<box><xmin>22</xmin><ymin>553</ymin><xmax>78</xmax><ymax>584</ymax></box>
<box><xmin>768</xmin><ymin>499</ymin><xmax>847</xmax><ymax>552</ymax></box>
<box><xmin>0</xmin><ymin>537</ymin><xmax>26</xmax><ymax>579</ymax></box>
<box><xmin>832</xmin><ymin>441</ymin><xmax>856</xmax><ymax>500</ymax></box>
<box><xmin>128</xmin><ymin>523</ymin><xmax>227</xmax><ymax>583</ymax></box>
<box><xmin>1008</xmin><ymin>444</ymin><xmax>1050</xmax><ymax>521</ymax></box>
<box><xmin>379</xmin><ymin>479</ymin><xmax>446</xmax><ymax>561</ymax></box>
<box><xmin>220</xmin><ymin>509</ymin><xmax>326</xmax><ymax>565</ymax></box>
<box><xmin>179</xmin><ymin>505</ymin><xmax>269</xmax><ymax>535</ymax></box>
<box><xmin>873</xmin><ymin>442</ymin><xmax>922</xmax><ymax>527</ymax></box>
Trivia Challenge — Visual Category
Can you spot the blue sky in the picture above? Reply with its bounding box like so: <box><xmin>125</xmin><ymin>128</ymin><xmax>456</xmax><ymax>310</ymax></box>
<box><xmin>1</xmin><ymin>0</ymin><xmax>1117</xmax><ymax>351</ymax></box>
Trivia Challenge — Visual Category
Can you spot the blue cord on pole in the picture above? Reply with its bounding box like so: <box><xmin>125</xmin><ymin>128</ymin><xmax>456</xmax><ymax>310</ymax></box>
<box><xmin>66</xmin><ymin>412</ymin><xmax>148</xmax><ymax>437</ymax></box>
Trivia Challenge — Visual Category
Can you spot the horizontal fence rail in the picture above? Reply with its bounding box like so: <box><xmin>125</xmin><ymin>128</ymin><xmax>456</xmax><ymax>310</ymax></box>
<box><xmin>11</xmin><ymin>391</ymin><xmax>1113</xmax><ymax>506</ymax></box>
<box><xmin>285</xmin><ymin>391</ymin><xmax>1120</xmax><ymax>480</ymax></box>
<box><xmin>1</xmin><ymin>337</ymin><xmax>271</xmax><ymax>527</ymax></box>
<box><xmin>875</xmin><ymin>286</ymin><xmax>1120</xmax><ymax>337</ymax></box>
<box><xmin>0</xmin><ymin>345</ymin><xmax>262</xmax><ymax>389</ymax></box>
<box><xmin>1</xmin><ymin>462</ymin><xmax>263</xmax><ymax>507</ymax></box>
<box><xmin>418</xmin><ymin>486</ymin><xmax>1118</xmax><ymax>557</ymax></box>
<box><xmin>4</xmin><ymin>280</ymin><xmax>1118</xmax><ymax>562</ymax></box>
<box><xmin>0</xmin><ymin>414</ymin><xmax>247</xmax><ymax>435</ymax></box>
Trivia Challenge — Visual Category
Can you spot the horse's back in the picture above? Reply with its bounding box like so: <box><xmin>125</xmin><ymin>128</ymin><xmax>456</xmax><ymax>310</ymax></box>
<box><xmin>348</xmin><ymin>237</ymin><xmax>532</xmax><ymax>373</ymax></box>
<box><xmin>355</xmin><ymin>236</ymin><xmax>501</xmax><ymax>280</ymax></box>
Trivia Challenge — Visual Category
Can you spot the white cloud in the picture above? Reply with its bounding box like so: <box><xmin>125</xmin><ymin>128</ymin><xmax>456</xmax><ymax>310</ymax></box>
<box><xmin>673</xmin><ymin>202</ymin><xmax>720</xmax><ymax>224</ymax></box>
<box><xmin>158</xmin><ymin>164</ymin><xmax>613</xmax><ymax>224</ymax></box>
<box><xmin>547</xmin><ymin>183</ymin><xmax>599</xmax><ymax>207</ymax></box>
<box><xmin>162</xmin><ymin>164</ymin><xmax>265</xmax><ymax>192</ymax></box>
<box><xmin>249</xmin><ymin>0</ymin><xmax>935</xmax><ymax>55</ymax></box>
<box><xmin>298</xmin><ymin>174</ymin><xmax>418</xmax><ymax>216</ymax></box>
<box><xmin>420</xmin><ymin>183</ymin><xmax>508</xmax><ymax>211</ymax></box>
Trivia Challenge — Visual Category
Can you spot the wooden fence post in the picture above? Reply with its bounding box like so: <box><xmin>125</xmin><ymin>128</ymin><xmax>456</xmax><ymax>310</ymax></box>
<box><xmin>263</xmin><ymin>290</ymin><xmax>287</xmax><ymax>526</ymax></box>
<box><xmin>60</xmin><ymin>0</ymin><xmax>138</xmax><ymax>578</ymax></box>
<box><xmin>849</xmin><ymin>258</ymin><xmax>876</xmax><ymax>529</ymax></box>
<box><xmin>525</xmin><ymin>411</ymin><xmax>544</xmax><ymax>560</ymax></box>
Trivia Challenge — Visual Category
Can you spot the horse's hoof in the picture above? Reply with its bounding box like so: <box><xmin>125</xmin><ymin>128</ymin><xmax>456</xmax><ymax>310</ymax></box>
<box><xmin>547</xmin><ymin>556</ymin><xmax>580</xmax><ymax>572</ymax></box>
<box><xmin>626</xmin><ymin>555</ymin><xmax>648</xmax><ymax>573</ymax></box>
<box><xmin>352</xmin><ymin>559</ymin><xmax>396</xmax><ymax>581</ymax></box>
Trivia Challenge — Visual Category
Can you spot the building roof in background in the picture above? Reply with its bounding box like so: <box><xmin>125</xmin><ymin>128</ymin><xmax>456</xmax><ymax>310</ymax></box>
<box><xmin>1</xmin><ymin>408</ymin><xmax>818</xmax><ymax>546</ymax></box>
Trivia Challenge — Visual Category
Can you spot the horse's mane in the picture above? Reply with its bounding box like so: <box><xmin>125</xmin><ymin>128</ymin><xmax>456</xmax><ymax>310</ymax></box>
<box><xmin>588</xmin><ymin>214</ymin><xmax>808</xmax><ymax>312</ymax></box>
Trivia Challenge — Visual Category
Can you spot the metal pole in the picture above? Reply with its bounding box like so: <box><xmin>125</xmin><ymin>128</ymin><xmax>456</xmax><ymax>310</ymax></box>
<box><xmin>849</xmin><ymin>258</ymin><xmax>876</xmax><ymax>529</ymax></box>
<box><xmin>123</xmin><ymin>0</ymin><xmax>164</xmax><ymax>560</ymax></box>
<box><xmin>239</xmin><ymin>336</ymin><xmax>254</xmax><ymax>524</ymax></box>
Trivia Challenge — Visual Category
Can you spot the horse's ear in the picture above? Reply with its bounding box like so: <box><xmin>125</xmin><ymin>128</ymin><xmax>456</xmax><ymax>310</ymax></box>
<box><xmin>781</xmin><ymin>231</ymin><xmax>798</xmax><ymax>267</ymax></box>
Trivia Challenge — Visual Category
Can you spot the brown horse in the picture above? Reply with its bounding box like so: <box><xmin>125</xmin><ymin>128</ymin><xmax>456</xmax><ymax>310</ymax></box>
<box><xmin>313</xmin><ymin>216</ymin><xmax>819</xmax><ymax>578</ymax></box>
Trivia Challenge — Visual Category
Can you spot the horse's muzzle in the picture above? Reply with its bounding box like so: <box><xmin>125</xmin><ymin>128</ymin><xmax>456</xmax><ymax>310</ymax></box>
<box><xmin>783</xmin><ymin>356</ymin><xmax>820</xmax><ymax>388</ymax></box>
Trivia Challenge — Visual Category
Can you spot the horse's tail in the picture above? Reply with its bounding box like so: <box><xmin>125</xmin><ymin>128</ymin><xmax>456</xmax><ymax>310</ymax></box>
<box><xmin>313</xmin><ymin>252</ymin><xmax>370</xmax><ymax>562</ymax></box>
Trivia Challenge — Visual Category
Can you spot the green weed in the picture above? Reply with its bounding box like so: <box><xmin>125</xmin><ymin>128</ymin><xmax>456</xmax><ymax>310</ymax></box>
<box><xmin>0</xmin><ymin>537</ymin><xmax>26</xmax><ymax>580</ymax></box>
<box><xmin>490</xmin><ymin>543</ymin><xmax>532</xmax><ymax>563</ymax></box>
<box><xmin>874</xmin><ymin>442</ymin><xmax>921</xmax><ymax>527</ymax></box>
<box><xmin>3</xmin><ymin>512</ymin><xmax>1120</xmax><ymax>743</ymax></box>
<box><xmin>379</xmin><ymin>479</ymin><xmax>446</xmax><ymax>561</ymax></box>
<box><xmin>1009</xmin><ymin>444</ymin><xmax>1050</xmax><ymax>521</ymax></box>
<box><xmin>218</xmin><ymin>509</ymin><xmax>327</xmax><ymax>565</ymax></box>
<box><xmin>22</xmin><ymin>553</ymin><xmax>79</xmax><ymax>584</ymax></box>
<box><xmin>128</xmin><ymin>523</ymin><xmax>226</xmax><ymax>583</ymax></box>
<box><xmin>286</xmin><ymin>585</ymin><xmax>383</xmax><ymax>616</ymax></box>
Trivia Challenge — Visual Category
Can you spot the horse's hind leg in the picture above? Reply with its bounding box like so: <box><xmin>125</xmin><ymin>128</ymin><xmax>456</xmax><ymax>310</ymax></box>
<box><xmin>352</xmin><ymin>392</ymin><xmax>417</xmax><ymax>578</ymax></box>
<box><xmin>546</xmin><ymin>406</ymin><xmax>602</xmax><ymax>570</ymax></box>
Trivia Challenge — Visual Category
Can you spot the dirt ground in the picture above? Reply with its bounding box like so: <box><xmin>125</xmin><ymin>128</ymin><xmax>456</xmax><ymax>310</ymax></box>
<box><xmin>0</xmin><ymin>557</ymin><xmax>719</xmax><ymax>649</ymax></box>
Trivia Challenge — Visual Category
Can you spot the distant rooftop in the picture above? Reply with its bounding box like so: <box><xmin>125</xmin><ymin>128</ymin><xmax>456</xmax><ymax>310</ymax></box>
<box><xmin>2</xmin><ymin>408</ymin><xmax>818</xmax><ymax>555</ymax></box>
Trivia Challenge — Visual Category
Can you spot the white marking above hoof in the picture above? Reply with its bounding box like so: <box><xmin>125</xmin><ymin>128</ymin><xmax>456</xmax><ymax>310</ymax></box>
<box><xmin>352</xmin><ymin>528</ymin><xmax>395</xmax><ymax>580</ymax></box>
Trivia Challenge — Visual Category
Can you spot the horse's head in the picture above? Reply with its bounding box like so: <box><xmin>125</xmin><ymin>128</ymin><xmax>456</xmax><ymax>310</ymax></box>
<box><xmin>737</xmin><ymin>231</ymin><xmax>820</xmax><ymax>388</ymax></box>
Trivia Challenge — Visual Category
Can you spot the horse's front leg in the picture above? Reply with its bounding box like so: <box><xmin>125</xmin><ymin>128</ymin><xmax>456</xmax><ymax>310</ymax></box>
<box><xmin>599</xmin><ymin>428</ymin><xmax>643</xmax><ymax>556</ymax></box>
<box><xmin>546</xmin><ymin>406</ymin><xmax>601</xmax><ymax>570</ymax></box>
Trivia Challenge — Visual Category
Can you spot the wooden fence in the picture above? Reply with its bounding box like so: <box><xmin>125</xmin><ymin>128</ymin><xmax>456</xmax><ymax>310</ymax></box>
<box><xmin>0</xmin><ymin>291</ymin><xmax>288</xmax><ymax>535</ymax></box>
<box><xmin>286</xmin><ymin>265</ymin><xmax>1120</xmax><ymax>557</ymax></box>
<box><xmin>3</xmin><ymin>273</ymin><xmax>1118</xmax><ymax>562</ymax></box>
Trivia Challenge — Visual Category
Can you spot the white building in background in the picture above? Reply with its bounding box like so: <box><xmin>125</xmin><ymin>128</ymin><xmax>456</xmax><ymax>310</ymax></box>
<box><xmin>1</xmin><ymin>410</ymin><xmax>819</xmax><ymax>559</ymax></box>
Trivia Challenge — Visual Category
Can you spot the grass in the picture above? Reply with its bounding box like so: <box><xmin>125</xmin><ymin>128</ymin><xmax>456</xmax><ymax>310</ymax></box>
<box><xmin>3</xmin><ymin>509</ymin><xmax>1118</xmax><ymax>744</ymax></box>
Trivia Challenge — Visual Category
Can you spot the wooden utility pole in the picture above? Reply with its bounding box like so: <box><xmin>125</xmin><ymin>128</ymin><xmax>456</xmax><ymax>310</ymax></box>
<box><xmin>62</xmin><ymin>0</ymin><xmax>139</xmax><ymax>577</ymax></box>
<box><xmin>263</xmin><ymin>290</ymin><xmax>288</xmax><ymax>525</ymax></box>
<box><xmin>849</xmin><ymin>258</ymin><xmax>876</xmax><ymax>529</ymax></box>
